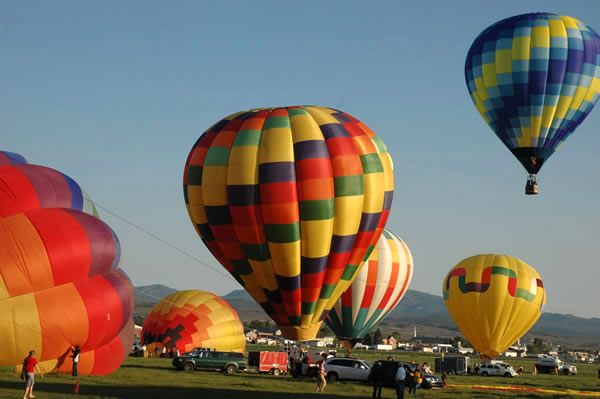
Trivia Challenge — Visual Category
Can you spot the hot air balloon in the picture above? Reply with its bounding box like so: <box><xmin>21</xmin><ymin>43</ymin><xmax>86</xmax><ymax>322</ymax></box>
<box><xmin>0</xmin><ymin>151</ymin><xmax>135</xmax><ymax>375</ymax></box>
<box><xmin>0</xmin><ymin>150</ymin><xmax>28</xmax><ymax>165</ymax></box>
<box><xmin>325</xmin><ymin>230</ymin><xmax>413</xmax><ymax>343</ymax></box>
<box><xmin>184</xmin><ymin>106</ymin><xmax>394</xmax><ymax>340</ymax></box>
<box><xmin>443</xmin><ymin>254</ymin><xmax>546</xmax><ymax>360</ymax></box>
<box><xmin>465</xmin><ymin>13</ymin><xmax>600</xmax><ymax>194</ymax></box>
<box><xmin>0</xmin><ymin>157</ymin><xmax>98</xmax><ymax>217</ymax></box>
<box><xmin>141</xmin><ymin>290</ymin><xmax>246</xmax><ymax>353</ymax></box>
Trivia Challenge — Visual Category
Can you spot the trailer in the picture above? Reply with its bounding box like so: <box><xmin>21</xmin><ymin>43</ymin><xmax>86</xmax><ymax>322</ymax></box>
<box><xmin>247</xmin><ymin>351</ymin><xmax>288</xmax><ymax>376</ymax></box>
<box><xmin>434</xmin><ymin>356</ymin><xmax>470</xmax><ymax>375</ymax></box>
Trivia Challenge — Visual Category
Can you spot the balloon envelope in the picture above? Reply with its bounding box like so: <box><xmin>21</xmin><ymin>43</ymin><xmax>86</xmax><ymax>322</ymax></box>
<box><xmin>443</xmin><ymin>254</ymin><xmax>546</xmax><ymax>359</ymax></box>
<box><xmin>0</xmin><ymin>151</ymin><xmax>134</xmax><ymax>375</ymax></box>
<box><xmin>142</xmin><ymin>290</ymin><xmax>246</xmax><ymax>353</ymax></box>
<box><xmin>465</xmin><ymin>13</ymin><xmax>600</xmax><ymax>175</ymax></box>
<box><xmin>183</xmin><ymin>106</ymin><xmax>394</xmax><ymax>340</ymax></box>
<box><xmin>325</xmin><ymin>230</ymin><xmax>413</xmax><ymax>339</ymax></box>
<box><xmin>0</xmin><ymin>158</ymin><xmax>98</xmax><ymax>217</ymax></box>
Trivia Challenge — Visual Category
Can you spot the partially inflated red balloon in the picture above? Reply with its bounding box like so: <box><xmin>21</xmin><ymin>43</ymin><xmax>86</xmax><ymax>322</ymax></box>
<box><xmin>0</xmin><ymin>151</ymin><xmax>134</xmax><ymax>375</ymax></box>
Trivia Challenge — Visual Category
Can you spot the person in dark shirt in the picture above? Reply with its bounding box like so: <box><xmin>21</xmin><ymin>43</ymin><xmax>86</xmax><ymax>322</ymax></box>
<box><xmin>371</xmin><ymin>361</ymin><xmax>384</xmax><ymax>399</ymax></box>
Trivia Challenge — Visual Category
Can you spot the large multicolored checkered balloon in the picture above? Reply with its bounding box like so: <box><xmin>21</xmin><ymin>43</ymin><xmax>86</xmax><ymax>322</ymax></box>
<box><xmin>184</xmin><ymin>106</ymin><xmax>394</xmax><ymax>340</ymax></box>
<box><xmin>0</xmin><ymin>151</ymin><xmax>135</xmax><ymax>375</ymax></box>
<box><xmin>142</xmin><ymin>290</ymin><xmax>245</xmax><ymax>353</ymax></box>
<box><xmin>443</xmin><ymin>254</ymin><xmax>546</xmax><ymax>360</ymax></box>
<box><xmin>325</xmin><ymin>230</ymin><xmax>413</xmax><ymax>340</ymax></box>
<box><xmin>465</xmin><ymin>13</ymin><xmax>600</xmax><ymax>181</ymax></box>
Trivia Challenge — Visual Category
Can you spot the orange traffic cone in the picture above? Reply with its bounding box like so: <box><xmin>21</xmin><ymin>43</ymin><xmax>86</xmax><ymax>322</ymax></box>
<box><xmin>73</xmin><ymin>381</ymin><xmax>79</xmax><ymax>394</ymax></box>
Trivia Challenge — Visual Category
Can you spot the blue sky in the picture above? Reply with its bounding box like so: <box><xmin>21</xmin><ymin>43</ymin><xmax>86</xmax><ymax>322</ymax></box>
<box><xmin>2</xmin><ymin>1</ymin><xmax>599</xmax><ymax>318</ymax></box>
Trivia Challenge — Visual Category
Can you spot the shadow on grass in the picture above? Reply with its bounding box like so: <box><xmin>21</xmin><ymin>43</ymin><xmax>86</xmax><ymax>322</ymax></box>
<box><xmin>1</xmin><ymin>380</ymin><xmax>352</xmax><ymax>399</ymax></box>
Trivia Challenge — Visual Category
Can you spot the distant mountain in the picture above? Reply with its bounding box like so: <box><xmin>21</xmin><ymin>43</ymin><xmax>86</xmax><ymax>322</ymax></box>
<box><xmin>135</xmin><ymin>284</ymin><xmax>178</xmax><ymax>305</ymax></box>
<box><xmin>134</xmin><ymin>285</ymin><xmax>600</xmax><ymax>349</ymax></box>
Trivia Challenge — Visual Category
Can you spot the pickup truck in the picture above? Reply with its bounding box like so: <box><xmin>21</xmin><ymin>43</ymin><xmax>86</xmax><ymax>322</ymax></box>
<box><xmin>172</xmin><ymin>350</ymin><xmax>246</xmax><ymax>374</ymax></box>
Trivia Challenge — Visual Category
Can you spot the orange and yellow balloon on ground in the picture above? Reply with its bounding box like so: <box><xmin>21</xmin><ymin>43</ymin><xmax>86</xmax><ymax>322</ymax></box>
<box><xmin>443</xmin><ymin>254</ymin><xmax>546</xmax><ymax>360</ymax></box>
<box><xmin>183</xmin><ymin>106</ymin><xmax>393</xmax><ymax>340</ymax></box>
<box><xmin>141</xmin><ymin>290</ymin><xmax>246</xmax><ymax>353</ymax></box>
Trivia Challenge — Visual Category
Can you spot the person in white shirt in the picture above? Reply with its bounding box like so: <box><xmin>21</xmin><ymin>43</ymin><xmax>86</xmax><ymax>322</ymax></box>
<box><xmin>395</xmin><ymin>364</ymin><xmax>407</xmax><ymax>399</ymax></box>
<box><xmin>71</xmin><ymin>346</ymin><xmax>80</xmax><ymax>377</ymax></box>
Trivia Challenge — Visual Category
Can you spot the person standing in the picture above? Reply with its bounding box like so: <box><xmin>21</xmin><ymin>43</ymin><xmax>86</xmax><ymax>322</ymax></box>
<box><xmin>409</xmin><ymin>364</ymin><xmax>422</xmax><ymax>395</ymax></box>
<box><xmin>395</xmin><ymin>364</ymin><xmax>407</xmax><ymax>399</ymax></box>
<box><xmin>371</xmin><ymin>361</ymin><xmax>384</xmax><ymax>399</ymax></box>
<box><xmin>315</xmin><ymin>355</ymin><xmax>327</xmax><ymax>392</ymax></box>
<box><xmin>533</xmin><ymin>365</ymin><xmax>537</xmax><ymax>375</ymax></box>
<box><xmin>22</xmin><ymin>350</ymin><xmax>43</xmax><ymax>399</ymax></box>
<box><xmin>71</xmin><ymin>345</ymin><xmax>80</xmax><ymax>377</ymax></box>
<box><xmin>154</xmin><ymin>345</ymin><xmax>160</xmax><ymax>358</ymax></box>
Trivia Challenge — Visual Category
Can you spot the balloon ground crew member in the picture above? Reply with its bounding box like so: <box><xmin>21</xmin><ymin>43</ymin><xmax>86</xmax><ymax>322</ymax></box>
<box><xmin>22</xmin><ymin>350</ymin><xmax>43</xmax><ymax>399</ymax></box>
<box><xmin>395</xmin><ymin>364</ymin><xmax>407</xmax><ymax>399</ymax></box>
<box><xmin>371</xmin><ymin>361</ymin><xmax>384</xmax><ymax>399</ymax></box>
<box><xmin>71</xmin><ymin>345</ymin><xmax>81</xmax><ymax>376</ymax></box>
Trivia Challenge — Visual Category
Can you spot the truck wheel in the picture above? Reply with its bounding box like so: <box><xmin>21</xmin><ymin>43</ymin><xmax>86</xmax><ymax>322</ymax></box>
<box><xmin>183</xmin><ymin>362</ymin><xmax>194</xmax><ymax>372</ymax></box>
<box><xmin>448</xmin><ymin>370</ymin><xmax>455</xmax><ymax>375</ymax></box>
<box><xmin>272</xmin><ymin>368</ymin><xmax>281</xmax><ymax>376</ymax></box>
<box><xmin>225</xmin><ymin>365</ymin><xmax>237</xmax><ymax>375</ymax></box>
<box><xmin>481</xmin><ymin>371</ymin><xmax>488</xmax><ymax>377</ymax></box>
<box><xmin>504</xmin><ymin>372</ymin><xmax>512</xmax><ymax>378</ymax></box>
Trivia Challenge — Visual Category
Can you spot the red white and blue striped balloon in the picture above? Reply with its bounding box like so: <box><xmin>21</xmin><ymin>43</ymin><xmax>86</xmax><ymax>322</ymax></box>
<box><xmin>325</xmin><ymin>230</ymin><xmax>413</xmax><ymax>339</ymax></box>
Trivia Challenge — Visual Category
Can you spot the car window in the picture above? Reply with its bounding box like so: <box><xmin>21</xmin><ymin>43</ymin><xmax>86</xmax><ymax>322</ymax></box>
<box><xmin>494</xmin><ymin>366</ymin><xmax>500</xmax><ymax>370</ymax></box>
<box><xmin>328</xmin><ymin>360</ymin><xmax>343</xmax><ymax>366</ymax></box>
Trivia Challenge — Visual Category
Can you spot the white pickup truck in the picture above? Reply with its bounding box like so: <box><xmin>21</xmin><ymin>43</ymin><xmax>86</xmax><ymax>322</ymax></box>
<box><xmin>535</xmin><ymin>357</ymin><xmax>577</xmax><ymax>375</ymax></box>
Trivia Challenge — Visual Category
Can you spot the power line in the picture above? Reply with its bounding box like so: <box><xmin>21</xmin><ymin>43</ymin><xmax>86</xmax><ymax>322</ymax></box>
<box><xmin>92</xmin><ymin>202</ymin><xmax>236</xmax><ymax>284</ymax></box>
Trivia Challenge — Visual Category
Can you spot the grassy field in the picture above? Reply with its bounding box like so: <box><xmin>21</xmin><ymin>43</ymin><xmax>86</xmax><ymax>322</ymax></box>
<box><xmin>2</xmin><ymin>348</ymin><xmax>599</xmax><ymax>399</ymax></box>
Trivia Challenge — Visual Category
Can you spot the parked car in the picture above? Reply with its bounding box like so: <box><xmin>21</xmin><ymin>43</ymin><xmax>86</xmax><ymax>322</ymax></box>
<box><xmin>374</xmin><ymin>360</ymin><xmax>443</xmax><ymax>389</ymax></box>
<box><xmin>325</xmin><ymin>357</ymin><xmax>372</xmax><ymax>382</ymax></box>
<box><xmin>477</xmin><ymin>362</ymin><xmax>518</xmax><ymax>377</ymax></box>
<box><xmin>172</xmin><ymin>350</ymin><xmax>246</xmax><ymax>374</ymax></box>
<box><xmin>560</xmin><ymin>363</ymin><xmax>577</xmax><ymax>375</ymax></box>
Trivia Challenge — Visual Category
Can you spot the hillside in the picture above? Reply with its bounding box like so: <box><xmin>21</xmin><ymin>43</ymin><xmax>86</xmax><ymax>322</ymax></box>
<box><xmin>134</xmin><ymin>285</ymin><xmax>600</xmax><ymax>350</ymax></box>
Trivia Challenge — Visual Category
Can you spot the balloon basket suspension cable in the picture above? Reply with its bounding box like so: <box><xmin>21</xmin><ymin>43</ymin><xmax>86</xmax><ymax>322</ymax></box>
<box><xmin>525</xmin><ymin>174</ymin><xmax>538</xmax><ymax>195</ymax></box>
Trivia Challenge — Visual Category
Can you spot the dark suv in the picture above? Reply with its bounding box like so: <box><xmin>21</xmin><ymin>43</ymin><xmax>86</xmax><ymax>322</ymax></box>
<box><xmin>172</xmin><ymin>350</ymin><xmax>246</xmax><ymax>374</ymax></box>
<box><xmin>372</xmin><ymin>360</ymin><xmax>443</xmax><ymax>389</ymax></box>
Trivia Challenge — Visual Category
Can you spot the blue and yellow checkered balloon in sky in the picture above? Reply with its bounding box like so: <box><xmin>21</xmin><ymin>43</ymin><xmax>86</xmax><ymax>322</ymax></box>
<box><xmin>465</xmin><ymin>13</ymin><xmax>600</xmax><ymax>176</ymax></box>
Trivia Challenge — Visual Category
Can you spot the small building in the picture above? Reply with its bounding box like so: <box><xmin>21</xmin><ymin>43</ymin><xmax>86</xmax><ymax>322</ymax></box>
<box><xmin>383</xmin><ymin>336</ymin><xmax>398</xmax><ymax>348</ymax></box>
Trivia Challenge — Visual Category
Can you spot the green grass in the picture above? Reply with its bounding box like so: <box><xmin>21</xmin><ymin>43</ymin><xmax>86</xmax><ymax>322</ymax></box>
<box><xmin>2</xmin><ymin>349</ymin><xmax>599</xmax><ymax>399</ymax></box>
